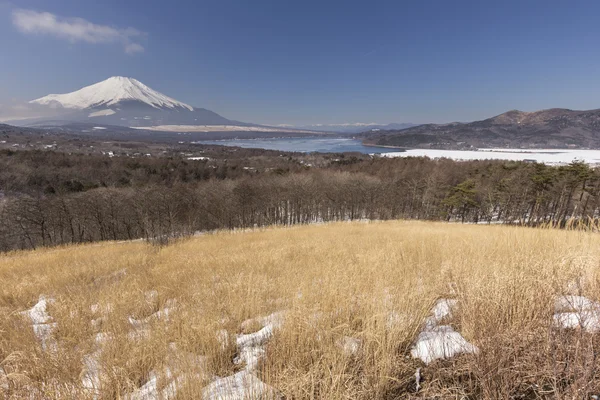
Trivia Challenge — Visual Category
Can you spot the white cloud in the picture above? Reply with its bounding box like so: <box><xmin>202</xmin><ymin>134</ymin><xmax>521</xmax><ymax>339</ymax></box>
<box><xmin>12</xmin><ymin>9</ymin><xmax>146</xmax><ymax>54</ymax></box>
<box><xmin>0</xmin><ymin>99</ymin><xmax>73</xmax><ymax>122</ymax></box>
<box><xmin>124</xmin><ymin>42</ymin><xmax>144</xmax><ymax>54</ymax></box>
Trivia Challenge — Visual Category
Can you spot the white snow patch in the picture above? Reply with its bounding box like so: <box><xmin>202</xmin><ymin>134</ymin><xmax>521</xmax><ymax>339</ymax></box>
<box><xmin>20</xmin><ymin>295</ymin><xmax>57</xmax><ymax>350</ymax></box>
<box><xmin>202</xmin><ymin>370</ymin><xmax>279</xmax><ymax>400</ymax></box>
<box><xmin>129</xmin><ymin>299</ymin><xmax>177</xmax><ymax>328</ymax></box>
<box><xmin>216</xmin><ymin>329</ymin><xmax>230</xmax><ymax>350</ymax></box>
<box><xmin>235</xmin><ymin>325</ymin><xmax>273</xmax><ymax>371</ymax></box>
<box><xmin>187</xmin><ymin>156</ymin><xmax>210</xmax><ymax>160</ymax></box>
<box><xmin>126</xmin><ymin>343</ymin><xmax>209</xmax><ymax>400</ymax></box>
<box><xmin>127</xmin><ymin>369</ymin><xmax>190</xmax><ymax>400</ymax></box>
<box><xmin>411</xmin><ymin>325</ymin><xmax>479</xmax><ymax>365</ymax></box>
<box><xmin>378</xmin><ymin>148</ymin><xmax>600</xmax><ymax>166</ymax></box>
<box><xmin>81</xmin><ymin>333</ymin><xmax>113</xmax><ymax>396</ymax></box>
<box><xmin>235</xmin><ymin>346</ymin><xmax>266</xmax><ymax>372</ymax></box>
<box><xmin>411</xmin><ymin>299</ymin><xmax>478</xmax><ymax>364</ymax></box>
<box><xmin>553</xmin><ymin>295</ymin><xmax>600</xmax><ymax>332</ymax></box>
<box><xmin>145</xmin><ymin>290</ymin><xmax>159</xmax><ymax>304</ymax></box>
<box><xmin>337</xmin><ymin>336</ymin><xmax>362</xmax><ymax>356</ymax></box>
<box><xmin>88</xmin><ymin>109</ymin><xmax>116</xmax><ymax>117</ymax></box>
<box><xmin>555</xmin><ymin>295</ymin><xmax>600</xmax><ymax>313</ymax></box>
<box><xmin>22</xmin><ymin>295</ymin><xmax>53</xmax><ymax>324</ymax></box>
<box><xmin>240</xmin><ymin>311</ymin><xmax>285</xmax><ymax>332</ymax></box>
<box><xmin>0</xmin><ymin>366</ymin><xmax>7</xmax><ymax>392</ymax></box>
<box><xmin>126</xmin><ymin>369</ymin><xmax>181</xmax><ymax>400</ymax></box>
<box><xmin>424</xmin><ymin>298</ymin><xmax>458</xmax><ymax>329</ymax></box>
<box><xmin>93</xmin><ymin>126</ymin><xmax>107</xmax><ymax>130</ymax></box>
<box><xmin>235</xmin><ymin>311</ymin><xmax>286</xmax><ymax>372</ymax></box>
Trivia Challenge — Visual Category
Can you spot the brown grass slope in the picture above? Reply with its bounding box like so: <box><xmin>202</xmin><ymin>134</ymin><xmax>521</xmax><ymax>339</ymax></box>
<box><xmin>1</xmin><ymin>221</ymin><xmax>600</xmax><ymax>399</ymax></box>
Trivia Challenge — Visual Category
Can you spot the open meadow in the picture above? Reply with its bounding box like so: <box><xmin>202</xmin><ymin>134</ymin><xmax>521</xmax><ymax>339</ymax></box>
<box><xmin>1</xmin><ymin>221</ymin><xmax>600</xmax><ymax>399</ymax></box>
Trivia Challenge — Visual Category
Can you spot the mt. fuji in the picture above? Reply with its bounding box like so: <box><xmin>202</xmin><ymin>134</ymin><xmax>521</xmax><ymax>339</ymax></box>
<box><xmin>23</xmin><ymin>76</ymin><xmax>242</xmax><ymax>128</ymax></box>
<box><xmin>31</xmin><ymin>77</ymin><xmax>195</xmax><ymax>111</ymax></box>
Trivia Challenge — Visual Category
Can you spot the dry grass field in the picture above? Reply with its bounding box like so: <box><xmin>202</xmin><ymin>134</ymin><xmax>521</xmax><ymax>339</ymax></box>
<box><xmin>1</xmin><ymin>221</ymin><xmax>600</xmax><ymax>399</ymax></box>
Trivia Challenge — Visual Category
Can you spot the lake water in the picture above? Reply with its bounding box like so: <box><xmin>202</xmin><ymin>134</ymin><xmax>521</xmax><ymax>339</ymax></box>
<box><xmin>194</xmin><ymin>137</ymin><xmax>393</xmax><ymax>154</ymax></box>
<box><xmin>193</xmin><ymin>137</ymin><xmax>600</xmax><ymax>165</ymax></box>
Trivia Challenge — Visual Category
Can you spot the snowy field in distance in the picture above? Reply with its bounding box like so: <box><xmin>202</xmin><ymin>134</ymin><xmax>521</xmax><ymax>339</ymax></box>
<box><xmin>377</xmin><ymin>148</ymin><xmax>600</xmax><ymax>165</ymax></box>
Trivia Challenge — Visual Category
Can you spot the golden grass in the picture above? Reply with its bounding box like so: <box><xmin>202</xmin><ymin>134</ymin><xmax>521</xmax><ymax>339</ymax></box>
<box><xmin>1</xmin><ymin>221</ymin><xmax>600</xmax><ymax>399</ymax></box>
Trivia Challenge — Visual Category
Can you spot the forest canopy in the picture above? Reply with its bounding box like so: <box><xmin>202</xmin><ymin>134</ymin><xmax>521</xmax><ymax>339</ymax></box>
<box><xmin>0</xmin><ymin>149</ymin><xmax>597</xmax><ymax>251</ymax></box>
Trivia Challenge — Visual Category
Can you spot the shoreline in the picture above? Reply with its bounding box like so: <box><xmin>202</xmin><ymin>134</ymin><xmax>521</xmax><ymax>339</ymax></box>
<box><xmin>360</xmin><ymin>141</ymin><xmax>408</xmax><ymax>150</ymax></box>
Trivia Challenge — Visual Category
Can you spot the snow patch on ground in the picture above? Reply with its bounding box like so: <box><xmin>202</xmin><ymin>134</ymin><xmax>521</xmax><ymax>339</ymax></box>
<box><xmin>240</xmin><ymin>311</ymin><xmax>285</xmax><ymax>333</ymax></box>
<box><xmin>81</xmin><ymin>333</ymin><xmax>113</xmax><ymax>396</ymax></box>
<box><xmin>198</xmin><ymin>311</ymin><xmax>285</xmax><ymax>399</ymax></box>
<box><xmin>20</xmin><ymin>295</ymin><xmax>57</xmax><ymax>351</ymax></box>
<box><xmin>235</xmin><ymin>345</ymin><xmax>266</xmax><ymax>372</ymax></box>
<box><xmin>129</xmin><ymin>299</ymin><xmax>177</xmax><ymax>328</ymax></box>
<box><xmin>553</xmin><ymin>295</ymin><xmax>600</xmax><ymax>332</ymax></box>
<box><xmin>378</xmin><ymin>148</ymin><xmax>600</xmax><ymax>166</ymax></box>
<box><xmin>202</xmin><ymin>370</ymin><xmax>280</xmax><ymax>400</ymax></box>
<box><xmin>0</xmin><ymin>366</ymin><xmax>7</xmax><ymax>391</ymax></box>
<box><xmin>337</xmin><ymin>336</ymin><xmax>362</xmax><ymax>356</ymax></box>
<box><xmin>425</xmin><ymin>298</ymin><xmax>458</xmax><ymax>329</ymax></box>
<box><xmin>216</xmin><ymin>329</ymin><xmax>230</xmax><ymax>350</ymax></box>
<box><xmin>22</xmin><ymin>295</ymin><xmax>53</xmax><ymax>324</ymax></box>
<box><xmin>126</xmin><ymin>343</ymin><xmax>209</xmax><ymax>400</ymax></box>
<box><xmin>235</xmin><ymin>311</ymin><xmax>286</xmax><ymax>372</ymax></box>
<box><xmin>411</xmin><ymin>325</ymin><xmax>479</xmax><ymax>365</ymax></box>
<box><xmin>411</xmin><ymin>299</ymin><xmax>478</xmax><ymax>364</ymax></box>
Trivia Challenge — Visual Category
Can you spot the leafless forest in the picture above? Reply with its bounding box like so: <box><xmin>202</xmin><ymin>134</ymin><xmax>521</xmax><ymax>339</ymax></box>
<box><xmin>1</xmin><ymin>148</ymin><xmax>597</xmax><ymax>251</ymax></box>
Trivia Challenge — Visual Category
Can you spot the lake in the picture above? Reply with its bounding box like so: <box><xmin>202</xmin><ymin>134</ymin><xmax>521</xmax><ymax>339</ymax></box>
<box><xmin>193</xmin><ymin>137</ymin><xmax>393</xmax><ymax>154</ymax></box>
<box><xmin>193</xmin><ymin>137</ymin><xmax>600</xmax><ymax>165</ymax></box>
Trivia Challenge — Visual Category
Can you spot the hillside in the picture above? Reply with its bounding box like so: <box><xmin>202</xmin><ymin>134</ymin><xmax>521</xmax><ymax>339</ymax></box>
<box><xmin>364</xmin><ymin>108</ymin><xmax>600</xmax><ymax>149</ymax></box>
<box><xmin>1</xmin><ymin>221</ymin><xmax>599</xmax><ymax>398</ymax></box>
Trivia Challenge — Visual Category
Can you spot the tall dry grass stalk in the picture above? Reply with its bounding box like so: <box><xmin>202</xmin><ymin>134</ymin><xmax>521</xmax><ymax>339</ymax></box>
<box><xmin>1</xmin><ymin>221</ymin><xmax>599</xmax><ymax>399</ymax></box>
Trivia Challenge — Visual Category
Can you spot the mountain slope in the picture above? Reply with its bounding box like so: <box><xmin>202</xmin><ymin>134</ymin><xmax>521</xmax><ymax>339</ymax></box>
<box><xmin>21</xmin><ymin>77</ymin><xmax>239</xmax><ymax>128</ymax></box>
<box><xmin>31</xmin><ymin>77</ymin><xmax>194</xmax><ymax>111</ymax></box>
<box><xmin>363</xmin><ymin>108</ymin><xmax>600</xmax><ymax>149</ymax></box>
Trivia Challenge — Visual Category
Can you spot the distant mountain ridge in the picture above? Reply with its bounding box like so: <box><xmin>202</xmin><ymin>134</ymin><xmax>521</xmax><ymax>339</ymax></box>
<box><xmin>364</xmin><ymin>108</ymin><xmax>600</xmax><ymax>149</ymax></box>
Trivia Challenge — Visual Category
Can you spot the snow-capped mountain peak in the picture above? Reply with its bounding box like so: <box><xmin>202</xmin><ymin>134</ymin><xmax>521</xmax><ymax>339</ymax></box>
<box><xmin>30</xmin><ymin>76</ymin><xmax>194</xmax><ymax>111</ymax></box>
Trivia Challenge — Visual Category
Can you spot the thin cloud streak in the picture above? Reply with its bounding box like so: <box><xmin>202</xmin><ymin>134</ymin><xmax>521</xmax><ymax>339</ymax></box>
<box><xmin>11</xmin><ymin>9</ymin><xmax>146</xmax><ymax>54</ymax></box>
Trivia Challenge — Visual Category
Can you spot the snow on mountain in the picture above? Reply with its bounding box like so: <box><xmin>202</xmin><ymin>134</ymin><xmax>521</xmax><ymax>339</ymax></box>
<box><xmin>88</xmin><ymin>109</ymin><xmax>116</xmax><ymax>117</ymax></box>
<box><xmin>18</xmin><ymin>76</ymin><xmax>244</xmax><ymax>128</ymax></box>
<box><xmin>20</xmin><ymin>77</ymin><xmax>329</xmax><ymax>134</ymax></box>
<box><xmin>30</xmin><ymin>76</ymin><xmax>194</xmax><ymax>111</ymax></box>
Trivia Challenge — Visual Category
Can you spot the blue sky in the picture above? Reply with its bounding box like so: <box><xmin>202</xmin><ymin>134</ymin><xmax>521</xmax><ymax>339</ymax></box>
<box><xmin>1</xmin><ymin>0</ymin><xmax>600</xmax><ymax>125</ymax></box>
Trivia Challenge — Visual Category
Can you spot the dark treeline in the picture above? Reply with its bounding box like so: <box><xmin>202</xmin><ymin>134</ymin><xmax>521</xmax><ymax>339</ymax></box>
<box><xmin>1</xmin><ymin>149</ymin><xmax>599</xmax><ymax>251</ymax></box>
<box><xmin>0</xmin><ymin>148</ymin><xmax>325</xmax><ymax>195</ymax></box>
